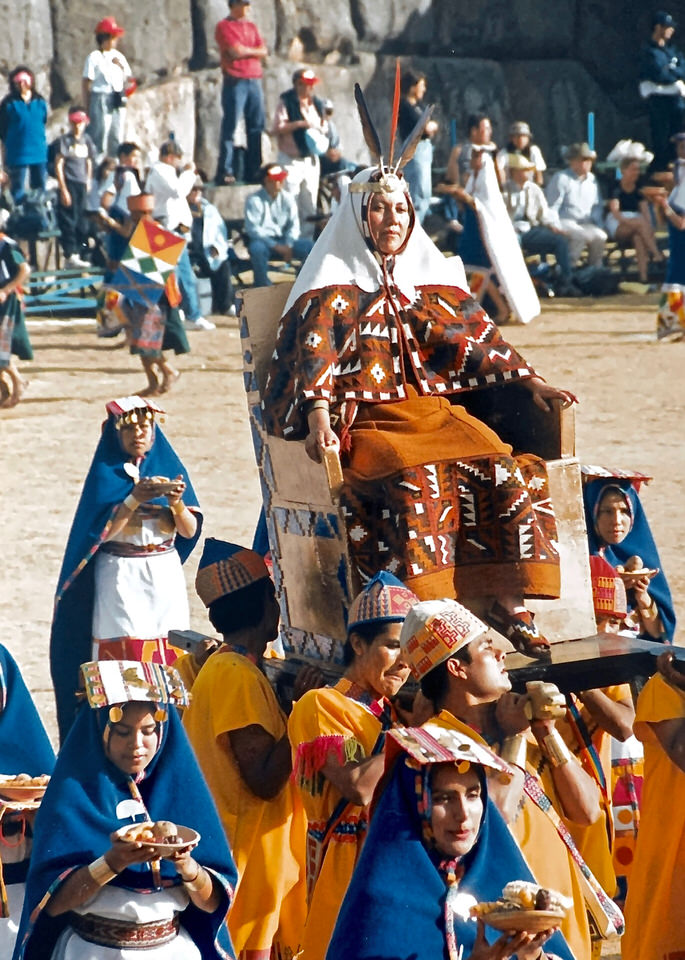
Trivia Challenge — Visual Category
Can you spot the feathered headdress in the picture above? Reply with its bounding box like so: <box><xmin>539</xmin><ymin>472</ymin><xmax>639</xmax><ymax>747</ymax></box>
<box><xmin>350</xmin><ymin>60</ymin><xmax>434</xmax><ymax>195</ymax></box>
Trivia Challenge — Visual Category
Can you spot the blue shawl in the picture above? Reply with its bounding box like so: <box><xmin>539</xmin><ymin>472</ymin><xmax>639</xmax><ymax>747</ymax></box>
<box><xmin>0</xmin><ymin>644</ymin><xmax>55</xmax><ymax>885</ymax></box>
<box><xmin>0</xmin><ymin>644</ymin><xmax>54</xmax><ymax>776</ymax></box>
<box><xmin>49</xmin><ymin>415</ymin><xmax>203</xmax><ymax>742</ymax></box>
<box><xmin>13</xmin><ymin>705</ymin><xmax>236</xmax><ymax>960</ymax></box>
<box><xmin>327</xmin><ymin>756</ymin><xmax>573</xmax><ymax>960</ymax></box>
<box><xmin>583</xmin><ymin>478</ymin><xmax>675</xmax><ymax>643</ymax></box>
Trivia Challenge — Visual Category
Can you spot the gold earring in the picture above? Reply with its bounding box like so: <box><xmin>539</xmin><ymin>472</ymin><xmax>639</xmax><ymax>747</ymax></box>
<box><xmin>109</xmin><ymin>705</ymin><xmax>123</xmax><ymax>723</ymax></box>
<box><xmin>154</xmin><ymin>708</ymin><xmax>167</xmax><ymax>723</ymax></box>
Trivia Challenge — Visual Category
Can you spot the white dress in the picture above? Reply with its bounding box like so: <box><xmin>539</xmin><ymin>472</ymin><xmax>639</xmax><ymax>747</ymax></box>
<box><xmin>92</xmin><ymin>505</ymin><xmax>189</xmax><ymax>654</ymax></box>
<box><xmin>51</xmin><ymin>885</ymin><xmax>201</xmax><ymax>960</ymax></box>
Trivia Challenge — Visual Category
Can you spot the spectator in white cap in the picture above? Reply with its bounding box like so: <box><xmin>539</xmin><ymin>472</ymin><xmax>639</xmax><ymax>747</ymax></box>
<box><xmin>400</xmin><ymin>597</ymin><xmax>609</xmax><ymax>960</ymax></box>
<box><xmin>272</xmin><ymin>67</ymin><xmax>329</xmax><ymax>237</ymax></box>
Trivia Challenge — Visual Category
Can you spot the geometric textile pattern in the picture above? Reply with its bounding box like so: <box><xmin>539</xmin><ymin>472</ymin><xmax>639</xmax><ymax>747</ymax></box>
<box><xmin>120</xmin><ymin>219</ymin><xmax>185</xmax><ymax>287</ymax></box>
<box><xmin>340</xmin><ymin>451</ymin><xmax>559</xmax><ymax>595</ymax></box>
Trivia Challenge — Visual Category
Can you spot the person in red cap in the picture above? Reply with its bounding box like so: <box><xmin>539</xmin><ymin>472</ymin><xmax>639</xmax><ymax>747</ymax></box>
<box><xmin>272</xmin><ymin>67</ymin><xmax>330</xmax><ymax>237</ymax></box>
<box><xmin>243</xmin><ymin>163</ymin><xmax>313</xmax><ymax>286</ymax></box>
<box><xmin>215</xmin><ymin>0</ymin><xmax>267</xmax><ymax>185</ymax></box>
<box><xmin>55</xmin><ymin>106</ymin><xmax>96</xmax><ymax>268</ymax></box>
<box><xmin>82</xmin><ymin>16</ymin><xmax>132</xmax><ymax>160</ymax></box>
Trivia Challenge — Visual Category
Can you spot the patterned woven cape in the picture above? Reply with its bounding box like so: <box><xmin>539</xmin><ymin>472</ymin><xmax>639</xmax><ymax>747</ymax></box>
<box><xmin>263</xmin><ymin>283</ymin><xmax>536</xmax><ymax>440</ymax></box>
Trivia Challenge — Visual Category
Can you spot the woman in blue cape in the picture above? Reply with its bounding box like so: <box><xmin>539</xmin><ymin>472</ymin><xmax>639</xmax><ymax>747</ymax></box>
<box><xmin>583</xmin><ymin>476</ymin><xmax>675</xmax><ymax>643</ymax></box>
<box><xmin>0</xmin><ymin>644</ymin><xmax>55</xmax><ymax>956</ymax></box>
<box><xmin>50</xmin><ymin>396</ymin><xmax>203</xmax><ymax>743</ymax></box>
<box><xmin>13</xmin><ymin>660</ymin><xmax>236</xmax><ymax>960</ymax></box>
<box><xmin>327</xmin><ymin>727</ymin><xmax>573</xmax><ymax>960</ymax></box>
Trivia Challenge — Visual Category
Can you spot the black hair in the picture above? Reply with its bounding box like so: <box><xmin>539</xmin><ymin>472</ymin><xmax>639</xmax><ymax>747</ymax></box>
<box><xmin>342</xmin><ymin>620</ymin><xmax>392</xmax><ymax>667</ymax></box>
<box><xmin>400</xmin><ymin>69</ymin><xmax>426</xmax><ymax>96</ymax></box>
<box><xmin>207</xmin><ymin>577</ymin><xmax>275</xmax><ymax>635</ymax></box>
<box><xmin>117</xmin><ymin>141</ymin><xmax>141</xmax><ymax>159</ymax></box>
<box><xmin>8</xmin><ymin>65</ymin><xmax>41</xmax><ymax>100</ymax></box>
<box><xmin>420</xmin><ymin>645</ymin><xmax>473</xmax><ymax>709</ymax></box>
<box><xmin>467</xmin><ymin>112</ymin><xmax>489</xmax><ymax>134</ymax></box>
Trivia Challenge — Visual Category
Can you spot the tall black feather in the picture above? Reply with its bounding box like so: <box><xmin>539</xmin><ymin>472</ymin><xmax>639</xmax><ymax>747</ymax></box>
<box><xmin>396</xmin><ymin>104</ymin><xmax>434</xmax><ymax>171</ymax></box>
<box><xmin>354</xmin><ymin>83</ymin><xmax>383</xmax><ymax>166</ymax></box>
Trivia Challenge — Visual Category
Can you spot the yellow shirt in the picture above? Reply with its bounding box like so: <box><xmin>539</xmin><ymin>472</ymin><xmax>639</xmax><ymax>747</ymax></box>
<box><xmin>622</xmin><ymin>674</ymin><xmax>685</xmax><ymax>960</ymax></box>
<box><xmin>288</xmin><ymin>679</ymin><xmax>385</xmax><ymax>960</ymax></box>
<box><xmin>430</xmin><ymin>709</ymin><xmax>592</xmax><ymax>960</ymax></box>
<box><xmin>183</xmin><ymin>651</ymin><xmax>306</xmax><ymax>959</ymax></box>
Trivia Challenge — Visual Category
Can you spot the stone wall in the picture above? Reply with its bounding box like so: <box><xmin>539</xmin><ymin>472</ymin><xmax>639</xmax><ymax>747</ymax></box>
<box><xmin>10</xmin><ymin>0</ymin><xmax>685</xmax><ymax>174</ymax></box>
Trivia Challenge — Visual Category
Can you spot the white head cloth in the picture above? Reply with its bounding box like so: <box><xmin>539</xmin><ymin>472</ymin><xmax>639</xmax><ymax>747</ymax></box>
<box><xmin>283</xmin><ymin>166</ymin><xmax>468</xmax><ymax>313</ymax></box>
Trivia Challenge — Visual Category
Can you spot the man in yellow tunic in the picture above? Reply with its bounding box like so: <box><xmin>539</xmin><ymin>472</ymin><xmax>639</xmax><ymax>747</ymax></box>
<box><xmin>400</xmin><ymin>597</ymin><xmax>622</xmax><ymax>960</ymax></box>
<box><xmin>183</xmin><ymin>538</ymin><xmax>307</xmax><ymax>960</ymax></box>
<box><xmin>288</xmin><ymin>571</ymin><xmax>418</xmax><ymax>960</ymax></box>
<box><xmin>622</xmin><ymin>652</ymin><xmax>685</xmax><ymax>960</ymax></box>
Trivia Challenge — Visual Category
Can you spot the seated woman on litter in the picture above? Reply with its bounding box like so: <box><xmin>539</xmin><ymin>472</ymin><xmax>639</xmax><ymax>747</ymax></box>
<box><xmin>263</xmin><ymin>83</ymin><xmax>576</xmax><ymax>660</ymax></box>
<box><xmin>13</xmin><ymin>660</ymin><xmax>236</xmax><ymax>960</ymax></box>
<box><xmin>583</xmin><ymin>471</ymin><xmax>675</xmax><ymax>642</ymax></box>
<box><xmin>327</xmin><ymin>724</ymin><xmax>573</xmax><ymax>960</ymax></box>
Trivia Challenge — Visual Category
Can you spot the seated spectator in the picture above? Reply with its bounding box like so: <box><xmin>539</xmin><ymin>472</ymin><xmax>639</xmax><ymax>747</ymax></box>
<box><xmin>0</xmin><ymin>67</ymin><xmax>48</xmax><ymax>203</ymax></box>
<box><xmin>497</xmin><ymin>121</ymin><xmax>546</xmax><ymax>186</ymax></box>
<box><xmin>501</xmin><ymin>153</ymin><xmax>581</xmax><ymax>297</ymax></box>
<box><xmin>101</xmin><ymin>140</ymin><xmax>142</xmax><ymax>215</ymax></box>
<box><xmin>82</xmin><ymin>15</ymin><xmax>132</xmax><ymax>161</ymax></box>
<box><xmin>398</xmin><ymin>70</ymin><xmax>439</xmax><ymax>224</ymax></box>
<box><xmin>146</xmin><ymin>139</ymin><xmax>215</xmax><ymax>331</ymax></box>
<box><xmin>272</xmin><ymin>68</ymin><xmax>329</xmax><ymax>238</ymax></box>
<box><xmin>605</xmin><ymin>157</ymin><xmax>665</xmax><ymax>283</ymax></box>
<box><xmin>243</xmin><ymin>163</ymin><xmax>313</xmax><ymax>287</ymax></box>
<box><xmin>55</xmin><ymin>106</ymin><xmax>96</xmax><ymax>268</ymax></box>
<box><xmin>546</xmin><ymin>142</ymin><xmax>607</xmax><ymax>267</ymax></box>
<box><xmin>187</xmin><ymin>178</ymin><xmax>234</xmax><ymax>315</ymax></box>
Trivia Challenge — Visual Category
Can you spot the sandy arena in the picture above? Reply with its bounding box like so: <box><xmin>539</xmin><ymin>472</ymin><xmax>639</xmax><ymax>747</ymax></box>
<box><xmin>2</xmin><ymin>290</ymin><xmax>683</xmax><ymax>748</ymax></box>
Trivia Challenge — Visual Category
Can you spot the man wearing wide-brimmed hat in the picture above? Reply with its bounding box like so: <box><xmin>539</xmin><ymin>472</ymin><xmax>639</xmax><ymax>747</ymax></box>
<box><xmin>546</xmin><ymin>142</ymin><xmax>607</xmax><ymax>267</ymax></box>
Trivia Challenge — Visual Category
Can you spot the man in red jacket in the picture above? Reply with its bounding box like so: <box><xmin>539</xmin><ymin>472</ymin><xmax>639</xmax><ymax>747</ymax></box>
<box><xmin>215</xmin><ymin>0</ymin><xmax>267</xmax><ymax>185</ymax></box>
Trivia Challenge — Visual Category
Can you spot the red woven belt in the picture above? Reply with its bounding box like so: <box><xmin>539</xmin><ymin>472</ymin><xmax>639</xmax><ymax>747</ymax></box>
<box><xmin>69</xmin><ymin>911</ymin><xmax>180</xmax><ymax>949</ymax></box>
<box><xmin>100</xmin><ymin>539</ymin><xmax>175</xmax><ymax>557</ymax></box>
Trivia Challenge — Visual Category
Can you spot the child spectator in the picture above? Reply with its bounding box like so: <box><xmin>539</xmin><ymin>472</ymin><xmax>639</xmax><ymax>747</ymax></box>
<box><xmin>55</xmin><ymin>106</ymin><xmax>96</xmax><ymax>268</ymax></box>
<box><xmin>101</xmin><ymin>141</ymin><xmax>142</xmax><ymax>215</ymax></box>
<box><xmin>0</xmin><ymin>66</ymin><xmax>48</xmax><ymax>203</ymax></box>
<box><xmin>187</xmin><ymin>178</ymin><xmax>234</xmax><ymax>314</ymax></box>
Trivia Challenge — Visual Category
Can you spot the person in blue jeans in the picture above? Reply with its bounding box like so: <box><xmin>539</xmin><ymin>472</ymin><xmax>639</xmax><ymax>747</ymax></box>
<box><xmin>0</xmin><ymin>66</ymin><xmax>48</xmax><ymax>203</ymax></box>
<box><xmin>243</xmin><ymin>163</ymin><xmax>313</xmax><ymax>286</ymax></box>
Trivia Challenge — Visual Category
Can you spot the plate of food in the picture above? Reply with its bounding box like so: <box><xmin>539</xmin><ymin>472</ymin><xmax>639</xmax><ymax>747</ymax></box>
<box><xmin>0</xmin><ymin>773</ymin><xmax>50</xmax><ymax>803</ymax></box>
<box><xmin>471</xmin><ymin>881</ymin><xmax>570</xmax><ymax>933</ymax></box>
<box><xmin>616</xmin><ymin>556</ymin><xmax>658</xmax><ymax>580</ymax></box>
<box><xmin>117</xmin><ymin>820</ymin><xmax>200</xmax><ymax>855</ymax></box>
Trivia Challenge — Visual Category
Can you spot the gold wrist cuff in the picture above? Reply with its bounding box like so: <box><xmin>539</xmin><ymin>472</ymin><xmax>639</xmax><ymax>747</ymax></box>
<box><xmin>88</xmin><ymin>856</ymin><xmax>118</xmax><ymax>886</ymax></box>
<box><xmin>500</xmin><ymin>735</ymin><xmax>528</xmax><ymax>769</ymax></box>
<box><xmin>170</xmin><ymin>501</ymin><xmax>186</xmax><ymax>516</ymax></box>
<box><xmin>541</xmin><ymin>730</ymin><xmax>572</xmax><ymax>767</ymax></box>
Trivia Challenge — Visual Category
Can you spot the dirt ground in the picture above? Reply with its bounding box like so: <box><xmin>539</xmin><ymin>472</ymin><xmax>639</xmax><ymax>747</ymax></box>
<box><xmin>1</xmin><ymin>289</ymin><xmax>683</xmax><ymax>754</ymax></box>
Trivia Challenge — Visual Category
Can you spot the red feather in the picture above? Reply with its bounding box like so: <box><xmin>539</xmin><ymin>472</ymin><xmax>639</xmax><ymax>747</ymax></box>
<box><xmin>388</xmin><ymin>59</ymin><xmax>401</xmax><ymax>168</ymax></box>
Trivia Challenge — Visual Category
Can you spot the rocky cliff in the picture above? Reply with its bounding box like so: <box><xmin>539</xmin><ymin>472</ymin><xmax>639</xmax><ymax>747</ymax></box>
<box><xmin>7</xmin><ymin>0</ymin><xmax>684</xmax><ymax>174</ymax></box>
